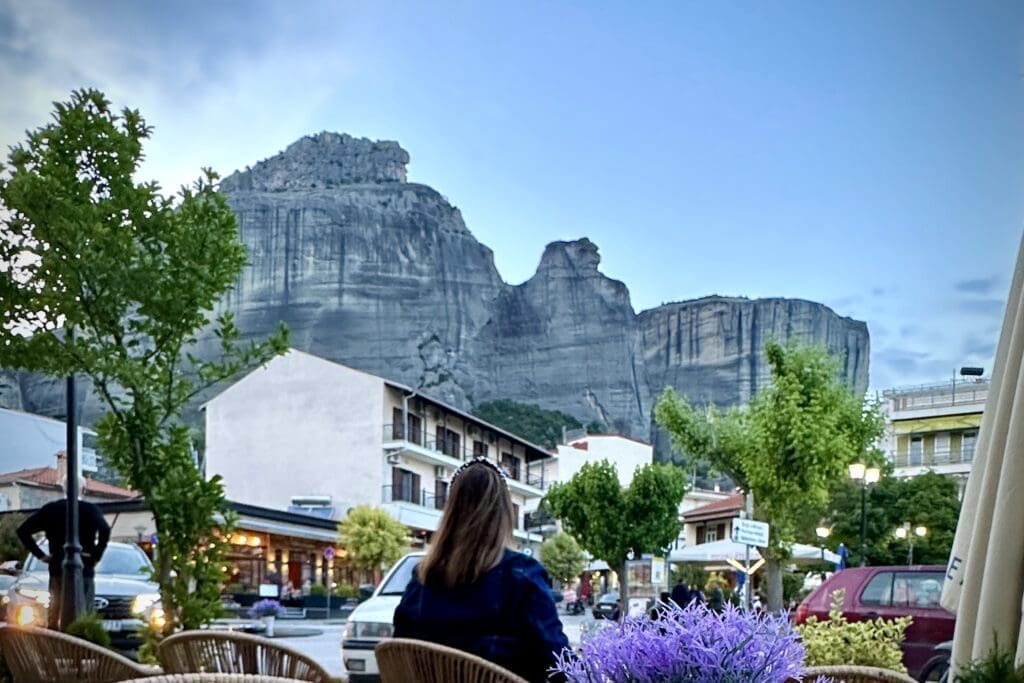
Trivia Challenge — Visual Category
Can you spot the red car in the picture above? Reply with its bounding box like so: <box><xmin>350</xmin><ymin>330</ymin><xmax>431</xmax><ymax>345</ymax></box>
<box><xmin>795</xmin><ymin>566</ymin><xmax>954</xmax><ymax>680</ymax></box>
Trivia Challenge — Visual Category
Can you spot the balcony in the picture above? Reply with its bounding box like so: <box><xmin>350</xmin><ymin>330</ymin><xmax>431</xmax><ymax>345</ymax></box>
<box><xmin>888</xmin><ymin>448</ymin><xmax>975</xmax><ymax>472</ymax></box>
<box><xmin>383</xmin><ymin>424</ymin><xmax>549</xmax><ymax>498</ymax></box>
<box><xmin>380</xmin><ymin>485</ymin><xmax>444</xmax><ymax>532</ymax></box>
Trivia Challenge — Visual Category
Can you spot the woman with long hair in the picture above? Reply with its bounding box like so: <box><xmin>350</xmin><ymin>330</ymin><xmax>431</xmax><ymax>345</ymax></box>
<box><xmin>393</xmin><ymin>457</ymin><xmax>569</xmax><ymax>681</ymax></box>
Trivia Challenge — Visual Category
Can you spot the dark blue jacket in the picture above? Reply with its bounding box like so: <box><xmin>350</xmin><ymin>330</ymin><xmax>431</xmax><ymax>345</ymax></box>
<box><xmin>393</xmin><ymin>549</ymin><xmax>569</xmax><ymax>682</ymax></box>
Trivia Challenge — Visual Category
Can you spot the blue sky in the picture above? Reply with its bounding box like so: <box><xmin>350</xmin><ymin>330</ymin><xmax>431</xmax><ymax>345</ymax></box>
<box><xmin>2</xmin><ymin>1</ymin><xmax>1022</xmax><ymax>391</ymax></box>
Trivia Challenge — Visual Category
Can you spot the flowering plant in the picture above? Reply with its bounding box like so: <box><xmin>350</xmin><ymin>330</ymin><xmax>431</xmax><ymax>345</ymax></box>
<box><xmin>555</xmin><ymin>604</ymin><xmax>809</xmax><ymax>683</ymax></box>
<box><xmin>249</xmin><ymin>599</ymin><xmax>283</xmax><ymax>618</ymax></box>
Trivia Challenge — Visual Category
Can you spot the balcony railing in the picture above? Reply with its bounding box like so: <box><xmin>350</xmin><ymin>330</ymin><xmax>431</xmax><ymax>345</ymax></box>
<box><xmin>889</xmin><ymin>447</ymin><xmax>976</xmax><ymax>469</ymax></box>
<box><xmin>382</xmin><ymin>485</ymin><xmax>446</xmax><ymax>510</ymax></box>
<box><xmin>384</xmin><ymin>424</ymin><xmax>548</xmax><ymax>491</ymax></box>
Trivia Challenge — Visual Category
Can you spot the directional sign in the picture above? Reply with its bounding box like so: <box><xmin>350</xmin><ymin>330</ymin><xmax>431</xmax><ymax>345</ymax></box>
<box><xmin>323</xmin><ymin>546</ymin><xmax>336</xmax><ymax>561</ymax></box>
<box><xmin>732</xmin><ymin>518</ymin><xmax>770</xmax><ymax>547</ymax></box>
<box><xmin>726</xmin><ymin>558</ymin><xmax>766</xmax><ymax>575</ymax></box>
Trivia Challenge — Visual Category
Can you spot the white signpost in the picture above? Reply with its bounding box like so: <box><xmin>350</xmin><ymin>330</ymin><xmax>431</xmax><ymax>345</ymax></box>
<box><xmin>732</xmin><ymin>519</ymin><xmax>770</xmax><ymax>548</ymax></box>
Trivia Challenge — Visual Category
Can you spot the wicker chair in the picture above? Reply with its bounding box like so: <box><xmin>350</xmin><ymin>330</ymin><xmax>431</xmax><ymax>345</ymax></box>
<box><xmin>794</xmin><ymin>665</ymin><xmax>919</xmax><ymax>682</ymax></box>
<box><xmin>118</xmin><ymin>675</ymin><xmax>309</xmax><ymax>683</ymax></box>
<box><xmin>375</xmin><ymin>638</ymin><xmax>529</xmax><ymax>683</ymax></box>
<box><xmin>0</xmin><ymin>625</ymin><xmax>159</xmax><ymax>683</ymax></box>
<box><xmin>156</xmin><ymin>631</ymin><xmax>332</xmax><ymax>683</ymax></box>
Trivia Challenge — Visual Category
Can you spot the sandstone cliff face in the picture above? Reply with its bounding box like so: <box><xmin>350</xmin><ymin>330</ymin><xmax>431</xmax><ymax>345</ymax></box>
<box><xmin>1</xmin><ymin>133</ymin><xmax>871</xmax><ymax>443</ymax></box>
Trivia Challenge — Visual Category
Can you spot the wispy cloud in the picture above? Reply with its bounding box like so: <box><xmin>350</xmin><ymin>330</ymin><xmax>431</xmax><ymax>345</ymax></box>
<box><xmin>954</xmin><ymin>275</ymin><xmax>1002</xmax><ymax>296</ymax></box>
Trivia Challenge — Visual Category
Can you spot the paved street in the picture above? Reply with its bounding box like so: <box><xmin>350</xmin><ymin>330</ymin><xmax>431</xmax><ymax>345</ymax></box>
<box><xmin>277</xmin><ymin>611</ymin><xmax>593</xmax><ymax>679</ymax></box>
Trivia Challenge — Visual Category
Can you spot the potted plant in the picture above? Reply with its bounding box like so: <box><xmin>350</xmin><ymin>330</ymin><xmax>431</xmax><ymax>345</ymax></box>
<box><xmin>554</xmin><ymin>604</ymin><xmax>822</xmax><ymax>682</ymax></box>
<box><xmin>249</xmin><ymin>599</ymin><xmax>283</xmax><ymax>637</ymax></box>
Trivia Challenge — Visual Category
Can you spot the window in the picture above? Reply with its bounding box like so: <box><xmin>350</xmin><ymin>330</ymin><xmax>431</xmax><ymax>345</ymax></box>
<box><xmin>963</xmin><ymin>431</ymin><xmax>977</xmax><ymax>462</ymax></box>
<box><xmin>860</xmin><ymin>571</ymin><xmax>945</xmax><ymax>608</ymax></box>
<box><xmin>861</xmin><ymin>572</ymin><xmax>894</xmax><ymax>606</ymax></box>
<box><xmin>473</xmin><ymin>440</ymin><xmax>488</xmax><ymax>458</ymax></box>
<box><xmin>434</xmin><ymin>480</ymin><xmax>448</xmax><ymax>510</ymax></box>
<box><xmin>512</xmin><ymin>503</ymin><xmax>521</xmax><ymax>530</ymax></box>
<box><xmin>500</xmin><ymin>452</ymin><xmax>521</xmax><ymax>480</ymax></box>
<box><xmin>391</xmin><ymin>467</ymin><xmax>421</xmax><ymax>505</ymax></box>
<box><xmin>391</xmin><ymin>408</ymin><xmax>422</xmax><ymax>442</ymax></box>
<box><xmin>909</xmin><ymin>437</ymin><xmax>923</xmax><ymax>466</ymax></box>
<box><xmin>435</xmin><ymin>426</ymin><xmax>461</xmax><ymax>458</ymax></box>
<box><xmin>704</xmin><ymin>525</ymin><xmax>718</xmax><ymax>543</ymax></box>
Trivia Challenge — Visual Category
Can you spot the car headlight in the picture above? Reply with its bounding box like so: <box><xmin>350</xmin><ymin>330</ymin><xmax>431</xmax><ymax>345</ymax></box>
<box><xmin>132</xmin><ymin>593</ymin><xmax>161</xmax><ymax>615</ymax></box>
<box><xmin>343</xmin><ymin>621</ymin><xmax>394</xmax><ymax>639</ymax></box>
<box><xmin>16</xmin><ymin>587</ymin><xmax>51</xmax><ymax>607</ymax></box>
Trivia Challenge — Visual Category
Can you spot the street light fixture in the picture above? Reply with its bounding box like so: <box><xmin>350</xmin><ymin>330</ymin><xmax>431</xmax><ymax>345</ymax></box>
<box><xmin>849</xmin><ymin>463</ymin><xmax>881</xmax><ymax>567</ymax></box>
<box><xmin>894</xmin><ymin>523</ymin><xmax>928</xmax><ymax>565</ymax></box>
<box><xmin>815</xmin><ymin>526</ymin><xmax>831</xmax><ymax>563</ymax></box>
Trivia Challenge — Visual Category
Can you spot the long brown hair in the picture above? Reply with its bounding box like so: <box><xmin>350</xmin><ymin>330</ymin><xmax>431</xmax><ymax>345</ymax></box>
<box><xmin>417</xmin><ymin>459</ymin><xmax>514</xmax><ymax>588</ymax></box>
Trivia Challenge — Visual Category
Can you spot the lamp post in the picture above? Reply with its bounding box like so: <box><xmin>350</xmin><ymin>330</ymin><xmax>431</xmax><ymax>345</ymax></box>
<box><xmin>60</xmin><ymin>327</ymin><xmax>85</xmax><ymax>630</ymax></box>
<box><xmin>815</xmin><ymin>526</ymin><xmax>831</xmax><ymax>563</ymax></box>
<box><xmin>894</xmin><ymin>523</ymin><xmax>927</xmax><ymax>565</ymax></box>
<box><xmin>848</xmin><ymin>463</ymin><xmax>880</xmax><ymax>567</ymax></box>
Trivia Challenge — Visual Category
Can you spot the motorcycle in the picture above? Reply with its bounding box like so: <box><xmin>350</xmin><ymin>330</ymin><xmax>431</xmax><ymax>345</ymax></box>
<box><xmin>918</xmin><ymin>640</ymin><xmax>951</xmax><ymax>682</ymax></box>
<box><xmin>565</xmin><ymin>597</ymin><xmax>586</xmax><ymax>615</ymax></box>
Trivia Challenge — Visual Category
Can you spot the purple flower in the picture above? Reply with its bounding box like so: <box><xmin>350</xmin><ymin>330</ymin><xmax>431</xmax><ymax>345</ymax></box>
<box><xmin>249</xmin><ymin>598</ymin><xmax>283</xmax><ymax>618</ymax></box>
<box><xmin>555</xmin><ymin>603</ymin><xmax>807</xmax><ymax>682</ymax></box>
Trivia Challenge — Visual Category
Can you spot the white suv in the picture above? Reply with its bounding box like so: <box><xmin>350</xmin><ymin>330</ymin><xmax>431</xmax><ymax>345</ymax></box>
<box><xmin>340</xmin><ymin>552</ymin><xmax>423</xmax><ymax>682</ymax></box>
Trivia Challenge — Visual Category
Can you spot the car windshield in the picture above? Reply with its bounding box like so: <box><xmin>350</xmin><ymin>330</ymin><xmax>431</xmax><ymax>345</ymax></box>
<box><xmin>378</xmin><ymin>555</ymin><xmax>421</xmax><ymax>596</ymax></box>
<box><xmin>599</xmin><ymin>593</ymin><xmax>619</xmax><ymax>604</ymax></box>
<box><xmin>25</xmin><ymin>543</ymin><xmax>152</xmax><ymax>575</ymax></box>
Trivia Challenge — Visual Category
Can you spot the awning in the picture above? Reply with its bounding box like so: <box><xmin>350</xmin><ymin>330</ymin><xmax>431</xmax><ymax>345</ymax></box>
<box><xmin>668</xmin><ymin>539</ymin><xmax>839</xmax><ymax>565</ymax></box>
<box><xmin>235</xmin><ymin>517</ymin><xmax>338</xmax><ymax>543</ymax></box>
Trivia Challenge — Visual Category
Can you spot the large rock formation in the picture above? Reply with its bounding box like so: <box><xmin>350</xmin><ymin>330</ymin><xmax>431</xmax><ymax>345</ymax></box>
<box><xmin>1</xmin><ymin>133</ymin><xmax>870</xmax><ymax>444</ymax></box>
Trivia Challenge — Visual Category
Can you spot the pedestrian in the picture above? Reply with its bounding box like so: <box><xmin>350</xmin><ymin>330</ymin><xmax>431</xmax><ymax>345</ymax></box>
<box><xmin>17</xmin><ymin>474</ymin><xmax>110</xmax><ymax>629</ymax></box>
<box><xmin>649</xmin><ymin>591</ymin><xmax>672</xmax><ymax>620</ymax></box>
<box><xmin>708</xmin><ymin>586</ymin><xmax>725</xmax><ymax>613</ymax></box>
<box><xmin>670</xmin><ymin>577</ymin><xmax>690</xmax><ymax>608</ymax></box>
<box><xmin>393</xmin><ymin>457</ymin><xmax>568</xmax><ymax>682</ymax></box>
<box><xmin>689</xmin><ymin>583</ymin><xmax>705</xmax><ymax>607</ymax></box>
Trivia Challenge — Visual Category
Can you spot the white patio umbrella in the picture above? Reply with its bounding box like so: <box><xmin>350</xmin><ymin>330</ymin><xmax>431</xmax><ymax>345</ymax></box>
<box><xmin>668</xmin><ymin>539</ymin><xmax>840</xmax><ymax>565</ymax></box>
<box><xmin>941</xmin><ymin>233</ymin><xmax>1024</xmax><ymax>670</ymax></box>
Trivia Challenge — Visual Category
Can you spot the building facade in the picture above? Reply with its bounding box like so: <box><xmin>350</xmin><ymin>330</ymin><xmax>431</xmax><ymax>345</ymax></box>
<box><xmin>204</xmin><ymin>350</ymin><xmax>551</xmax><ymax>550</ymax></box>
<box><xmin>0</xmin><ymin>407</ymin><xmax>101</xmax><ymax>475</ymax></box>
<box><xmin>554</xmin><ymin>434</ymin><xmax>653</xmax><ymax>488</ymax></box>
<box><xmin>882</xmin><ymin>377</ymin><xmax>988</xmax><ymax>490</ymax></box>
<box><xmin>0</xmin><ymin>452</ymin><xmax>135</xmax><ymax>512</ymax></box>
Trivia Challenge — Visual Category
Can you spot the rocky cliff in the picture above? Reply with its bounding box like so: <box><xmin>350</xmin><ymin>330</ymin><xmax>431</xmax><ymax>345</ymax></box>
<box><xmin>0</xmin><ymin>132</ymin><xmax>870</xmax><ymax>443</ymax></box>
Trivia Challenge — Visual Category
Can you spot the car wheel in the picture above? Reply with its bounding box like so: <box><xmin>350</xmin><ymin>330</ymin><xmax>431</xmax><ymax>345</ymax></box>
<box><xmin>918</xmin><ymin>655</ymin><xmax>949</xmax><ymax>683</ymax></box>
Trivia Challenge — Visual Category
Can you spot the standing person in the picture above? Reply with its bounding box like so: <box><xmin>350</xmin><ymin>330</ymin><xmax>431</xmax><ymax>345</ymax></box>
<box><xmin>17</xmin><ymin>475</ymin><xmax>111</xmax><ymax>628</ymax></box>
<box><xmin>393</xmin><ymin>458</ymin><xmax>569</xmax><ymax>682</ymax></box>
<box><xmin>689</xmin><ymin>583</ymin><xmax>705</xmax><ymax>607</ymax></box>
<box><xmin>670</xmin><ymin>577</ymin><xmax>690</xmax><ymax>608</ymax></box>
<box><xmin>708</xmin><ymin>586</ymin><xmax>725</xmax><ymax>613</ymax></box>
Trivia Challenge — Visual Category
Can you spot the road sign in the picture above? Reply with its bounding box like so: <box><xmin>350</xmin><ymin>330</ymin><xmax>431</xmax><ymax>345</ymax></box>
<box><xmin>732</xmin><ymin>518</ymin><xmax>770</xmax><ymax>547</ymax></box>
<box><xmin>323</xmin><ymin>546</ymin><xmax>336</xmax><ymax>561</ymax></box>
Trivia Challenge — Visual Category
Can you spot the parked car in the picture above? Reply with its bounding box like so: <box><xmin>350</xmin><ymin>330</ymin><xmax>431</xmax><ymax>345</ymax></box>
<box><xmin>5</xmin><ymin>541</ymin><xmax>163</xmax><ymax>650</ymax></box>
<box><xmin>794</xmin><ymin>565</ymin><xmax>954</xmax><ymax>680</ymax></box>
<box><xmin>340</xmin><ymin>552</ymin><xmax>423</xmax><ymax>682</ymax></box>
<box><xmin>0</xmin><ymin>572</ymin><xmax>17</xmax><ymax>621</ymax></box>
<box><xmin>592</xmin><ymin>591</ymin><xmax>621</xmax><ymax>620</ymax></box>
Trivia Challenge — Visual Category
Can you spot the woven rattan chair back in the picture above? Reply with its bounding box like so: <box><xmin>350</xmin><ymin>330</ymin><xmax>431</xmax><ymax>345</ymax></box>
<box><xmin>375</xmin><ymin>638</ymin><xmax>529</xmax><ymax>683</ymax></box>
<box><xmin>118</xmin><ymin>675</ymin><xmax>309</xmax><ymax>683</ymax></box>
<box><xmin>156</xmin><ymin>631</ymin><xmax>331</xmax><ymax>683</ymax></box>
<box><xmin>0</xmin><ymin>625</ymin><xmax>156</xmax><ymax>683</ymax></box>
<box><xmin>793</xmin><ymin>665</ymin><xmax>920</xmax><ymax>682</ymax></box>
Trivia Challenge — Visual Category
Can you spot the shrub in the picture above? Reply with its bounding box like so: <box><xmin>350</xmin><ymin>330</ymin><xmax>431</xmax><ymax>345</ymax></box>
<box><xmin>66</xmin><ymin>612</ymin><xmax>112</xmax><ymax>649</ymax></box>
<box><xmin>955</xmin><ymin>639</ymin><xmax>1024</xmax><ymax>683</ymax></box>
<box><xmin>796</xmin><ymin>589</ymin><xmax>910</xmax><ymax>673</ymax></box>
<box><xmin>555</xmin><ymin>603</ymin><xmax>806</xmax><ymax>682</ymax></box>
<box><xmin>308</xmin><ymin>584</ymin><xmax>329</xmax><ymax>597</ymax></box>
<box><xmin>333</xmin><ymin>584</ymin><xmax>359</xmax><ymax>598</ymax></box>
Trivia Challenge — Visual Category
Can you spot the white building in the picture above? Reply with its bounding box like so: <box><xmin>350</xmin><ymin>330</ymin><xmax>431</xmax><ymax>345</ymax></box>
<box><xmin>553</xmin><ymin>433</ymin><xmax>653</xmax><ymax>488</ymax></box>
<box><xmin>881</xmin><ymin>377</ymin><xmax>987</xmax><ymax>490</ymax></box>
<box><xmin>204</xmin><ymin>350</ymin><xmax>551</xmax><ymax>549</ymax></box>
<box><xmin>0</xmin><ymin>406</ymin><xmax>100</xmax><ymax>474</ymax></box>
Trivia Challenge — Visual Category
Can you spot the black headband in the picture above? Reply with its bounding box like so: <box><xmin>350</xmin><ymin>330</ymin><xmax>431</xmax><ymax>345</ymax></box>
<box><xmin>450</xmin><ymin>457</ymin><xmax>510</xmax><ymax>490</ymax></box>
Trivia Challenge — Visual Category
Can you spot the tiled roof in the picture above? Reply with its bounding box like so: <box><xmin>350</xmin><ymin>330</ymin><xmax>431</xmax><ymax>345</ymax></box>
<box><xmin>682</xmin><ymin>492</ymin><xmax>744</xmax><ymax>522</ymax></box>
<box><xmin>0</xmin><ymin>466</ymin><xmax>136</xmax><ymax>500</ymax></box>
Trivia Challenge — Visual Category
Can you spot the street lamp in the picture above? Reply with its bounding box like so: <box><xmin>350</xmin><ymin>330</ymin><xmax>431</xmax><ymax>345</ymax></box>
<box><xmin>849</xmin><ymin>463</ymin><xmax>880</xmax><ymax>567</ymax></box>
<box><xmin>894</xmin><ymin>523</ymin><xmax>927</xmax><ymax>565</ymax></box>
<box><xmin>815</xmin><ymin>526</ymin><xmax>831</xmax><ymax>564</ymax></box>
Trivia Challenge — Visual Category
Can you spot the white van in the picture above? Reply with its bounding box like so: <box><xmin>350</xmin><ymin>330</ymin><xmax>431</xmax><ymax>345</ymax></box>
<box><xmin>340</xmin><ymin>552</ymin><xmax>423</xmax><ymax>682</ymax></box>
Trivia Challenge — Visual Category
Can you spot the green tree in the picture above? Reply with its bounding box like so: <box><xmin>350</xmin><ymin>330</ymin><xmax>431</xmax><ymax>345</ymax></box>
<box><xmin>817</xmin><ymin>471</ymin><xmax>960</xmax><ymax>566</ymax></box>
<box><xmin>655</xmin><ymin>339</ymin><xmax>884</xmax><ymax>612</ymax></box>
<box><xmin>540</xmin><ymin>532</ymin><xmax>586</xmax><ymax>586</ymax></box>
<box><xmin>0</xmin><ymin>90</ymin><xmax>288</xmax><ymax>632</ymax></box>
<box><xmin>472</xmin><ymin>399</ymin><xmax>585</xmax><ymax>448</ymax></box>
<box><xmin>0</xmin><ymin>513</ymin><xmax>26</xmax><ymax>563</ymax></box>
<box><xmin>338</xmin><ymin>505</ymin><xmax>409</xmax><ymax>583</ymax></box>
<box><xmin>545</xmin><ymin>460</ymin><xmax>687</xmax><ymax>606</ymax></box>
